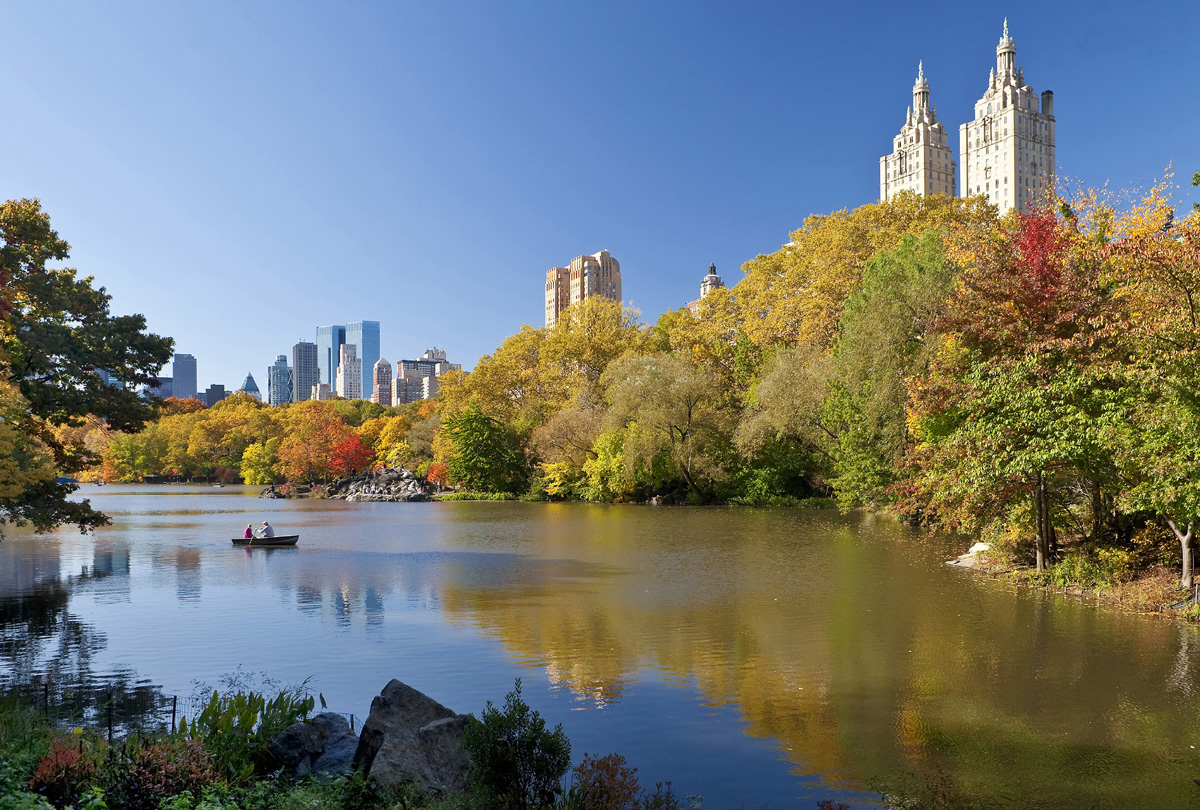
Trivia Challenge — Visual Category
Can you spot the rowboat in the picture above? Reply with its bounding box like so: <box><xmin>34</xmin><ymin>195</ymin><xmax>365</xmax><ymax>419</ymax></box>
<box><xmin>232</xmin><ymin>535</ymin><xmax>299</xmax><ymax>547</ymax></box>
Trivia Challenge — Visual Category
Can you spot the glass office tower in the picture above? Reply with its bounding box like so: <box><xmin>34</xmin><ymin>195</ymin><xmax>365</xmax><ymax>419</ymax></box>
<box><xmin>346</xmin><ymin>321</ymin><xmax>380</xmax><ymax>401</ymax></box>
<box><xmin>316</xmin><ymin>325</ymin><xmax>346</xmax><ymax>387</ymax></box>
<box><xmin>172</xmin><ymin>353</ymin><xmax>197</xmax><ymax>400</ymax></box>
<box><xmin>292</xmin><ymin>341</ymin><xmax>319</xmax><ymax>402</ymax></box>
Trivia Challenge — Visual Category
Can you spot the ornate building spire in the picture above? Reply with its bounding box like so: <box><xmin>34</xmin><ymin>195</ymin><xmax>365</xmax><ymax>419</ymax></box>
<box><xmin>881</xmin><ymin>59</ymin><xmax>954</xmax><ymax>200</ymax></box>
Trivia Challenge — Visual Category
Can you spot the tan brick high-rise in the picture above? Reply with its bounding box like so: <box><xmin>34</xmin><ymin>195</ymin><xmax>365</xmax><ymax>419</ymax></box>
<box><xmin>545</xmin><ymin>250</ymin><xmax>622</xmax><ymax>328</ymax></box>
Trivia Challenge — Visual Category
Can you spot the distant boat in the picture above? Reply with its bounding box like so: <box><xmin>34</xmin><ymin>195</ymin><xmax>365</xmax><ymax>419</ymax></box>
<box><xmin>232</xmin><ymin>535</ymin><xmax>299</xmax><ymax>547</ymax></box>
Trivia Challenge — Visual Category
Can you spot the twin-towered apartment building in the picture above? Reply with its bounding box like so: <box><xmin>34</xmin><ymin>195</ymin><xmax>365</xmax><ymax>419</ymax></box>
<box><xmin>880</xmin><ymin>19</ymin><xmax>1056</xmax><ymax>212</ymax></box>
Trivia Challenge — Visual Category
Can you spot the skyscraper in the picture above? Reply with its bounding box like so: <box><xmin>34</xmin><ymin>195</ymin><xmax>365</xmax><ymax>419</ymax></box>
<box><xmin>880</xmin><ymin>62</ymin><xmax>957</xmax><ymax>201</ymax></box>
<box><xmin>204</xmin><ymin>385</ymin><xmax>227</xmax><ymax>407</ymax></box>
<box><xmin>545</xmin><ymin>250</ymin><xmax>622</xmax><ymax>328</ymax></box>
<box><xmin>267</xmin><ymin>355</ymin><xmax>292</xmax><ymax>407</ymax></box>
<box><xmin>149</xmin><ymin>377</ymin><xmax>173</xmax><ymax>399</ymax></box>
<box><xmin>239</xmin><ymin>373</ymin><xmax>261</xmax><ymax>401</ymax></box>
<box><xmin>346</xmin><ymin>321</ymin><xmax>380</xmax><ymax>401</ymax></box>
<box><xmin>172</xmin><ymin>353</ymin><xmax>197</xmax><ymax>400</ymax></box>
<box><xmin>371</xmin><ymin>358</ymin><xmax>393</xmax><ymax>406</ymax></box>
<box><xmin>292</xmin><ymin>341</ymin><xmax>319</xmax><ymax>403</ymax></box>
<box><xmin>336</xmin><ymin>344</ymin><xmax>362</xmax><ymax>401</ymax></box>
<box><xmin>316</xmin><ymin>325</ymin><xmax>346</xmax><ymax>387</ymax></box>
<box><xmin>959</xmin><ymin>20</ymin><xmax>1055</xmax><ymax>213</ymax></box>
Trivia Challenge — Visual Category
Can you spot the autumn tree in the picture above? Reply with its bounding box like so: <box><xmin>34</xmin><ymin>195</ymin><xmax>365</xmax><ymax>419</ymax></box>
<box><xmin>1105</xmin><ymin>193</ymin><xmax>1200</xmax><ymax>586</ymax></box>
<box><xmin>331</xmin><ymin>433</ymin><xmax>376</xmax><ymax>479</ymax></box>
<box><xmin>276</xmin><ymin>401</ymin><xmax>354</xmax><ymax>483</ymax></box>
<box><xmin>240</xmin><ymin>438</ymin><xmax>282</xmax><ymax>486</ymax></box>
<box><xmin>540</xmin><ymin>297</ymin><xmax>648</xmax><ymax>410</ymax></box>
<box><xmin>735</xmin><ymin>192</ymin><xmax>997</xmax><ymax>349</ymax></box>
<box><xmin>437</xmin><ymin>327</ymin><xmax>554</xmax><ymax>425</ymax></box>
<box><xmin>0</xmin><ymin>199</ymin><xmax>173</xmax><ymax>531</ymax></box>
<box><xmin>907</xmin><ymin>205</ymin><xmax>1124</xmax><ymax>569</ymax></box>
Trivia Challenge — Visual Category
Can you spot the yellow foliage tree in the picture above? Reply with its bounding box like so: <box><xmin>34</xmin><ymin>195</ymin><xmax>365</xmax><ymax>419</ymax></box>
<box><xmin>736</xmin><ymin>192</ymin><xmax>997</xmax><ymax>349</ymax></box>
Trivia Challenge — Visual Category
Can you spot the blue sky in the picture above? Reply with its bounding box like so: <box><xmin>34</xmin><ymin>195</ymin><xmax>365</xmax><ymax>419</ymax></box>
<box><xmin>3</xmin><ymin>0</ymin><xmax>1197</xmax><ymax>392</ymax></box>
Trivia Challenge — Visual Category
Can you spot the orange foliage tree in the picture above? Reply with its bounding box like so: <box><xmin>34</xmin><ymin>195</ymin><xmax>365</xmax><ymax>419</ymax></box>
<box><xmin>276</xmin><ymin>401</ymin><xmax>353</xmax><ymax>483</ymax></box>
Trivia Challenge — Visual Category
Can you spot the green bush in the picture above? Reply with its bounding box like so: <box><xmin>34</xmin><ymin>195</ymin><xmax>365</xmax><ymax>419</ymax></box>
<box><xmin>463</xmin><ymin>679</ymin><xmax>571</xmax><ymax>810</ymax></box>
<box><xmin>1045</xmin><ymin>547</ymin><xmax>1135</xmax><ymax>590</ymax></box>
<box><xmin>0</xmin><ymin>793</ymin><xmax>55</xmax><ymax>810</ymax></box>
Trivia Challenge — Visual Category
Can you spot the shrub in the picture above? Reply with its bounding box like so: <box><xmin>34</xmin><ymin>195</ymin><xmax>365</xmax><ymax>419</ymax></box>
<box><xmin>27</xmin><ymin>737</ymin><xmax>98</xmax><ymax>808</ymax></box>
<box><xmin>180</xmin><ymin>683</ymin><xmax>314</xmax><ymax>782</ymax></box>
<box><xmin>0</xmin><ymin>696</ymin><xmax>53</xmax><ymax>797</ymax></box>
<box><xmin>568</xmin><ymin>754</ymin><xmax>640</xmax><ymax>810</ymax></box>
<box><xmin>637</xmin><ymin>782</ymin><xmax>688</xmax><ymax>810</ymax></box>
<box><xmin>98</xmin><ymin>737</ymin><xmax>219</xmax><ymax>810</ymax></box>
<box><xmin>463</xmin><ymin>679</ymin><xmax>572</xmax><ymax>810</ymax></box>
<box><xmin>0</xmin><ymin>792</ymin><xmax>55</xmax><ymax>810</ymax></box>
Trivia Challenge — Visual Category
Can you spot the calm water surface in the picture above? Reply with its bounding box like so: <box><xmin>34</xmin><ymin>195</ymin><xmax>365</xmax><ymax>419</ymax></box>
<box><xmin>3</xmin><ymin>485</ymin><xmax>1199</xmax><ymax>808</ymax></box>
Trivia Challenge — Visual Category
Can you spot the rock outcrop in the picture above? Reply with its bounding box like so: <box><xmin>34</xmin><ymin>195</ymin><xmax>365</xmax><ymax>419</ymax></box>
<box><xmin>352</xmin><ymin>679</ymin><xmax>471</xmax><ymax>795</ymax></box>
<box><xmin>269</xmin><ymin>712</ymin><xmax>359</xmax><ymax>778</ymax></box>
<box><xmin>326</xmin><ymin>468</ymin><xmax>430</xmax><ymax>503</ymax></box>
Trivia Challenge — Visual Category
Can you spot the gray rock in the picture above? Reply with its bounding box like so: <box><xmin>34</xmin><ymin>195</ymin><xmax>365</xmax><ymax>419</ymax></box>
<box><xmin>269</xmin><ymin>712</ymin><xmax>358</xmax><ymax>778</ymax></box>
<box><xmin>353</xmin><ymin>680</ymin><xmax>471</xmax><ymax>795</ymax></box>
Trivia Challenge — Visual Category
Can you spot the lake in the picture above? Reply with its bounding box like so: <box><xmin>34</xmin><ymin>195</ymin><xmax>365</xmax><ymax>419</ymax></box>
<box><xmin>2</xmin><ymin>485</ymin><xmax>1198</xmax><ymax>808</ymax></box>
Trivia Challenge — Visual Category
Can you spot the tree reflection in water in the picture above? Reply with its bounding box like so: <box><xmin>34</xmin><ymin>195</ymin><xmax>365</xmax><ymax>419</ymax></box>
<box><xmin>0</xmin><ymin>566</ymin><xmax>169</xmax><ymax>732</ymax></box>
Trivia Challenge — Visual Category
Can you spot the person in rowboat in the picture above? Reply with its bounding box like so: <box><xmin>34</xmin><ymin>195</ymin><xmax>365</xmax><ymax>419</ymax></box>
<box><xmin>243</xmin><ymin>524</ymin><xmax>253</xmax><ymax>539</ymax></box>
<box><xmin>258</xmin><ymin>521</ymin><xmax>275</xmax><ymax>538</ymax></box>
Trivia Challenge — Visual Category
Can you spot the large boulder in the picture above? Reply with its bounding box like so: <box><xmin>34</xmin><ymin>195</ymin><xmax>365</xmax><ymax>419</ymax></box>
<box><xmin>269</xmin><ymin>712</ymin><xmax>359</xmax><ymax>778</ymax></box>
<box><xmin>352</xmin><ymin>680</ymin><xmax>471</xmax><ymax>795</ymax></box>
<box><xmin>328</xmin><ymin>468</ymin><xmax>431</xmax><ymax>502</ymax></box>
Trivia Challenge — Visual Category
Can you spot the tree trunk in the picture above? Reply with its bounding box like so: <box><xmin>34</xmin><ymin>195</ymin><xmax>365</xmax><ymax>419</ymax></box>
<box><xmin>1166</xmin><ymin>518</ymin><xmax>1194</xmax><ymax>590</ymax></box>
<box><xmin>1034</xmin><ymin>473</ymin><xmax>1051</xmax><ymax>572</ymax></box>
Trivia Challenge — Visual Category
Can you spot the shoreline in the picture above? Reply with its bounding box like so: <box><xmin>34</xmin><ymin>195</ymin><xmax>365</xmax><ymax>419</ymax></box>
<box><xmin>949</xmin><ymin>549</ymin><xmax>1195</xmax><ymax>622</ymax></box>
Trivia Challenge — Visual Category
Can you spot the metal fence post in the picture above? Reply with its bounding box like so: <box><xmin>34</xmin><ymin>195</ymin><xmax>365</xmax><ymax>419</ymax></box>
<box><xmin>171</xmin><ymin>696</ymin><xmax>177</xmax><ymax>733</ymax></box>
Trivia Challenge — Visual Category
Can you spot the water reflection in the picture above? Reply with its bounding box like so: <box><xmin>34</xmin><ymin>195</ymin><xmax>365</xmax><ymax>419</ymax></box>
<box><xmin>1</xmin><ymin>489</ymin><xmax>1198</xmax><ymax>808</ymax></box>
<box><xmin>0</xmin><ymin>551</ymin><xmax>166</xmax><ymax>730</ymax></box>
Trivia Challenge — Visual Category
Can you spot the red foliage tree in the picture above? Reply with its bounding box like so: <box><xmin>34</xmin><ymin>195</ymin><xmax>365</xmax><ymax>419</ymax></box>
<box><xmin>330</xmin><ymin>433</ymin><xmax>376</xmax><ymax>479</ymax></box>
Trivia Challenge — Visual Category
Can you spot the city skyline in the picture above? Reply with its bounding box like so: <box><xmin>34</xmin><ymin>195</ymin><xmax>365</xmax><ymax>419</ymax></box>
<box><xmin>2</xmin><ymin>2</ymin><xmax>1196</xmax><ymax>391</ymax></box>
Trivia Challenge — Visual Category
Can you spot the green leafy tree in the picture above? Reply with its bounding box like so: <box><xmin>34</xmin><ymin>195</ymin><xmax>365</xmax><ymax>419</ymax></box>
<box><xmin>1112</xmin><ymin>386</ymin><xmax>1200</xmax><ymax>588</ymax></box>
<box><xmin>603</xmin><ymin>352</ymin><xmax>731</xmax><ymax>500</ymax></box>
<box><xmin>442</xmin><ymin>403</ymin><xmax>530</xmax><ymax>493</ymax></box>
<box><xmin>827</xmin><ymin>230</ymin><xmax>957</xmax><ymax>508</ymax></box>
<box><xmin>0</xmin><ymin>199</ymin><xmax>173</xmax><ymax>531</ymax></box>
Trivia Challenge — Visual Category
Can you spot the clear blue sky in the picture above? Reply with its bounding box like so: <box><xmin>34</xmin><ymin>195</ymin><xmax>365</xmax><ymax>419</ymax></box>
<box><xmin>3</xmin><ymin>0</ymin><xmax>1197</xmax><ymax>392</ymax></box>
